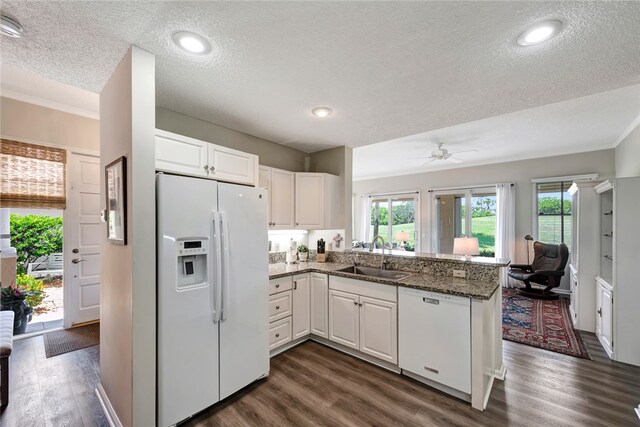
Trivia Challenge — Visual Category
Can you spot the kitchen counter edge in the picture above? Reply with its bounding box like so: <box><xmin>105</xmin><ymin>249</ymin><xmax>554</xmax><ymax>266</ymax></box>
<box><xmin>268</xmin><ymin>262</ymin><xmax>500</xmax><ymax>300</ymax></box>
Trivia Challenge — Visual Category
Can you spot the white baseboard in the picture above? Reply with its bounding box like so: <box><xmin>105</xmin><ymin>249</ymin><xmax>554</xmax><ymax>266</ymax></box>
<box><xmin>482</xmin><ymin>375</ymin><xmax>495</xmax><ymax>410</ymax></box>
<box><xmin>494</xmin><ymin>364</ymin><xmax>507</xmax><ymax>381</ymax></box>
<box><xmin>95</xmin><ymin>383</ymin><xmax>123</xmax><ymax>427</ymax></box>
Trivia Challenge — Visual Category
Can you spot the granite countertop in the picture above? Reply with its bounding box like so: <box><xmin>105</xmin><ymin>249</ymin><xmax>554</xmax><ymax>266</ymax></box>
<box><xmin>268</xmin><ymin>262</ymin><xmax>499</xmax><ymax>300</ymax></box>
<box><xmin>348</xmin><ymin>249</ymin><xmax>511</xmax><ymax>267</ymax></box>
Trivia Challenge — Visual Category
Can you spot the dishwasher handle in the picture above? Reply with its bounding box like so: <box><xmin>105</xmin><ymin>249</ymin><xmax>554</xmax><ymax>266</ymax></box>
<box><xmin>423</xmin><ymin>297</ymin><xmax>440</xmax><ymax>305</ymax></box>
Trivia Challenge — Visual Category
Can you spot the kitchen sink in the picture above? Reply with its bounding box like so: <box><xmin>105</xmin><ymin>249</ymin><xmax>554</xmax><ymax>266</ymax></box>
<box><xmin>335</xmin><ymin>265</ymin><xmax>412</xmax><ymax>280</ymax></box>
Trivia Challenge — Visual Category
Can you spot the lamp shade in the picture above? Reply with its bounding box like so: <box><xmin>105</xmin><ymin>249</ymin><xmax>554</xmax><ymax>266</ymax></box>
<box><xmin>395</xmin><ymin>231</ymin><xmax>410</xmax><ymax>242</ymax></box>
<box><xmin>453</xmin><ymin>237</ymin><xmax>480</xmax><ymax>256</ymax></box>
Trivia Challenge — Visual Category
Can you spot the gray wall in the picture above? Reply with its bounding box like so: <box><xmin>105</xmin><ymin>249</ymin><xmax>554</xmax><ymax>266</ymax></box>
<box><xmin>615</xmin><ymin>122</ymin><xmax>640</xmax><ymax>178</ymax></box>
<box><xmin>353</xmin><ymin>149</ymin><xmax>615</xmax><ymax>265</ymax></box>
<box><xmin>1</xmin><ymin>97</ymin><xmax>99</xmax><ymax>151</ymax></box>
<box><xmin>156</xmin><ymin>107</ymin><xmax>306</xmax><ymax>171</ymax></box>
<box><xmin>309</xmin><ymin>146</ymin><xmax>353</xmax><ymax>243</ymax></box>
<box><xmin>99</xmin><ymin>46</ymin><xmax>156</xmax><ymax>427</ymax></box>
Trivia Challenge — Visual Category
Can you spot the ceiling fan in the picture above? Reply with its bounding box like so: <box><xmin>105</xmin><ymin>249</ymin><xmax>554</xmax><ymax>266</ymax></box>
<box><xmin>418</xmin><ymin>143</ymin><xmax>477</xmax><ymax>165</ymax></box>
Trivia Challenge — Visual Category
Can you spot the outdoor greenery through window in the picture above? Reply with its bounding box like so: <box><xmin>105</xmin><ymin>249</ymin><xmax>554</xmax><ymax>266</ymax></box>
<box><xmin>369</xmin><ymin>194</ymin><xmax>418</xmax><ymax>252</ymax></box>
<box><xmin>536</xmin><ymin>182</ymin><xmax>572</xmax><ymax>251</ymax></box>
<box><xmin>434</xmin><ymin>189</ymin><xmax>496</xmax><ymax>257</ymax></box>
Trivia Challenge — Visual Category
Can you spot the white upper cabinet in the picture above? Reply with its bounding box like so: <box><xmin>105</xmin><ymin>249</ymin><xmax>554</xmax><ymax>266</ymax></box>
<box><xmin>259</xmin><ymin>166</ymin><xmax>295</xmax><ymax>229</ymax></box>
<box><xmin>156</xmin><ymin>129</ymin><xmax>208</xmax><ymax>178</ymax></box>
<box><xmin>295</xmin><ymin>173</ymin><xmax>341</xmax><ymax>230</ymax></box>
<box><xmin>155</xmin><ymin>129</ymin><xmax>258</xmax><ymax>186</ymax></box>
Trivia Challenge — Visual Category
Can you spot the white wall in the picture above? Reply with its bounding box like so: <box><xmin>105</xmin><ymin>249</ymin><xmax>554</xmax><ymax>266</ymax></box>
<box><xmin>353</xmin><ymin>149</ymin><xmax>615</xmax><ymax>265</ymax></box>
<box><xmin>99</xmin><ymin>46</ymin><xmax>156</xmax><ymax>427</ymax></box>
<box><xmin>615</xmin><ymin>120</ymin><xmax>640</xmax><ymax>178</ymax></box>
<box><xmin>156</xmin><ymin>107</ymin><xmax>306</xmax><ymax>172</ymax></box>
<box><xmin>1</xmin><ymin>97</ymin><xmax>99</xmax><ymax>151</ymax></box>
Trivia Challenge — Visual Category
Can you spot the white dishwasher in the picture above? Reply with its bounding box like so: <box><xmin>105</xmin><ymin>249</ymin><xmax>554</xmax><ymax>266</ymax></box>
<box><xmin>398</xmin><ymin>287</ymin><xmax>471</xmax><ymax>394</ymax></box>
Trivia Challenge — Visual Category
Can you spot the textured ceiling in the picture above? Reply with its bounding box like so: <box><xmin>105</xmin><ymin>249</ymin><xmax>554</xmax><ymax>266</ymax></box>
<box><xmin>1</xmin><ymin>1</ymin><xmax>640</xmax><ymax>153</ymax></box>
<box><xmin>353</xmin><ymin>84</ymin><xmax>640</xmax><ymax>180</ymax></box>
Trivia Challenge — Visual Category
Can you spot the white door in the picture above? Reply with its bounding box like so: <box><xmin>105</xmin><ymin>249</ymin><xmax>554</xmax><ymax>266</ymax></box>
<box><xmin>271</xmin><ymin>169</ymin><xmax>295</xmax><ymax>229</ymax></box>
<box><xmin>292</xmin><ymin>274</ymin><xmax>310</xmax><ymax>339</ymax></box>
<box><xmin>258</xmin><ymin>166</ymin><xmax>272</xmax><ymax>226</ymax></box>
<box><xmin>66</xmin><ymin>152</ymin><xmax>101</xmax><ymax>326</ymax></box>
<box><xmin>295</xmin><ymin>173</ymin><xmax>324</xmax><ymax>229</ymax></box>
<box><xmin>155</xmin><ymin>129</ymin><xmax>208</xmax><ymax>178</ymax></box>
<box><xmin>310</xmin><ymin>273</ymin><xmax>328</xmax><ymax>338</ymax></box>
<box><xmin>328</xmin><ymin>289</ymin><xmax>359</xmax><ymax>350</ymax></box>
<box><xmin>359</xmin><ymin>296</ymin><xmax>398</xmax><ymax>364</ymax></box>
<box><xmin>217</xmin><ymin>183</ymin><xmax>269</xmax><ymax>400</ymax></box>
<box><xmin>600</xmin><ymin>286</ymin><xmax>613</xmax><ymax>355</ymax></box>
<box><xmin>208</xmin><ymin>145</ymin><xmax>257</xmax><ymax>186</ymax></box>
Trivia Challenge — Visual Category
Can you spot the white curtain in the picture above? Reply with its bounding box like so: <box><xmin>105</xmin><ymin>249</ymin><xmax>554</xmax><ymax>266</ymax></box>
<box><xmin>496</xmin><ymin>183</ymin><xmax>516</xmax><ymax>288</ymax></box>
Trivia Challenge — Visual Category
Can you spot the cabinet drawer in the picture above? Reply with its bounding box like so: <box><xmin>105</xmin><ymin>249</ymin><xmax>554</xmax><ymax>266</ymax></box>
<box><xmin>269</xmin><ymin>291</ymin><xmax>293</xmax><ymax>322</ymax></box>
<box><xmin>269</xmin><ymin>277</ymin><xmax>292</xmax><ymax>295</ymax></box>
<box><xmin>269</xmin><ymin>316</ymin><xmax>292</xmax><ymax>350</ymax></box>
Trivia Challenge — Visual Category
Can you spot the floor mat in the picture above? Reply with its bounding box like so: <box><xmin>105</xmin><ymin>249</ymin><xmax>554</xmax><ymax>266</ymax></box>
<box><xmin>43</xmin><ymin>322</ymin><xmax>100</xmax><ymax>358</ymax></box>
<box><xmin>503</xmin><ymin>289</ymin><xmax>590</xmax><ymax>359</ymax></box>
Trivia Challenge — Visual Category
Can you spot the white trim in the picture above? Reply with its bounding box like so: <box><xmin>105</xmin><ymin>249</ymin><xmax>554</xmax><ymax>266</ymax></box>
<box><xmin>482</xmin><ymin>375</ymin><xmax>495</xmax><ymax>410</ymax></box>
<box><xmin>635</xmin><ymin>405</ymin><xmax>640</xmax><ymax>420</ymax></box>
<box><xmin>594</xmin><ymin>180</ymin><xmax>614</xmax><ymax>194</ymax></box>
<box><xmin>531</xmin><ymin>173</ymin><xmax>598</xmax><ymax>183</ymax></box>
<box><xmin>1</xmin><ymin>88</ymin><xmax>99</xmax><ymax>120</ymax></box>
<box><xmin>613</xmin><ymin>112</ymin><xmax>640</xmax><ymax>147</ymax></box>
<box><xmin>365</xmin><ymin>191</ymin><xmax>421</xmax><ymax>252</ymax></box>
<box><xmin>428</xmin><ymin>183</ymin><xmax>512</xmax><ymax>193</ymax></box>
<box><xmin>494</xmin><ymin>364</ymin><xmax>507</xmax><ymax>381</ymax></box>
<box><xmin>95</xmin><ymin>383</ymin><xmax>123</xmax><ymax>427</ymax></box>
<box><xmin>367</xmin><ymin>190</ymin><xmax>420</xmax><ymax>199</ymax></box>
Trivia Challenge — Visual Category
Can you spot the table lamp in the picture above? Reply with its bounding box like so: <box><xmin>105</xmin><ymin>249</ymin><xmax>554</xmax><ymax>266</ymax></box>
<box><xmin>453</xmin><ymin>237</ymin><xmax>480</xmax><ymax>258</ymax></box>
<box><xmin>395</xmin><ymin>231</ymin><xmax>410</xmax><ymax>248</ymax></box>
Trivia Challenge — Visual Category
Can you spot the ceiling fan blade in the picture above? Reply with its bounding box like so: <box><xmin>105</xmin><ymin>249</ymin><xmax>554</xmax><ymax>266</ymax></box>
<box><xmin>450</xmin><ymin>149</ymin><xmax>478</xmax><ymax>155</ymax></box>
<box><xmin>448</xmin><ymin>157</ymin><xmax>464</xmax><ymax>164</ymax></box>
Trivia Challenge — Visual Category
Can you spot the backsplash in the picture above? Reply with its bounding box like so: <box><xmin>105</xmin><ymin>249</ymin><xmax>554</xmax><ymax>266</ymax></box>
<box><xmin>326</xmin><ymin>251</ymin><xmax>500</xmax><ymax>282</ymax></box>
<box><xmin>269</xmin><ymin>250</ymin><xmax>318</xmax><ymax>264</ymax></box>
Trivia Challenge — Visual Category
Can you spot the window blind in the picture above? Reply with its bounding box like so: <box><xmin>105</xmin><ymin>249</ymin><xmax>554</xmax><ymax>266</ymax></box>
<box><xmin>0</xmin><ymin>139</ymin><xmax>67</xmax><ymax>209</ymax></box>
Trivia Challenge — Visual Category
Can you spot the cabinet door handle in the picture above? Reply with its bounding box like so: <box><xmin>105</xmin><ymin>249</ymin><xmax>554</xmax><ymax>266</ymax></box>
<box><xmin>294</xmin><ymin>281</ymin><xmax>297</xmax><ymax>290</ymax></box>
<box><xmin>275</xmin><ymin>284</ymin><xmax>280</xmax><ymax>288</ymax></box>
<box><xmin>275</xmin><ymin>333</ymin><xmax>280</xmax><ymax>338</ymax></box>
<box><xmin>211</xmin><ymin>166</ymin><xmax>216</xmax><ymax>172</ymax></box>
<box><xmin>296</xmin><ymin>222</ymin><xmax>299</xmax><ymax>226</ymax></box>
<box><xmin>423</xmin><ymin>297</ymin><xmax>440</xmax><ymax>305</ymax></box>
<box><xmin>353</xmin><ymin>301</ymin><xmax>358</xmax><ymax>306</ymax></box>
<box><xmin>358</xmin><ymin>303</ymin><xmax>363</xmax><ymax>307</ymax></box>
<box><xmin>204</xmin><ymin>165</ymin><xmax>209</xmax><ymax>173</ymax></box>
<box><xmin>276</xmin><ymin>305</ymin><xmax>280</xmax><ymax>310</ymax></box>
<box><xmin>597</xmin><ymin>308</ymin><xmax>602</xmax><ymax>316</ymax></box>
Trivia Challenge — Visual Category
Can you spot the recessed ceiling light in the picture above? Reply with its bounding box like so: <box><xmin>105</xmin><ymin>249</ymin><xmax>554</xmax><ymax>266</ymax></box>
<box><xmin>517</xmin><ymin>20</ymin><xmax>562</xmax><ymax>46</ymax></box>
<box><xmin>311</xmin><ymin>107</ymin><xmax>333</xmax><ymax>118</ymax></box>
<box><xmin>1</xmin><ymin>15</ymin><xmax>24</xmax><ymax>38</ymax></box>
<box><xmin>173</xmin><ymin>31</ymin><xmax>212</xmax><ymax>55</ymax></box>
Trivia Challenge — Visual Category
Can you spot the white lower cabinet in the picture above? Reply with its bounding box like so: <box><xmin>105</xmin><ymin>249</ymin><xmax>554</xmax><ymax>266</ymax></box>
<box><xmin>329</xmin><ymin>289</ymin><xmax>360</xmax><ymax>350</ymax></box>
<box><xmin>269</xmin><ymin>316</ymin><xmax>292</xmax><ymax>351</ymax></box>
<box><xmin>310</xmin><ymin>273</ymin><xmax>329</xmax><ymax>338</ymax></box>
<box><xmin>596</xmin><ymin>279</ymin><xmax>614</xmax><ymax>357</ymax></box>
<box><xmin>292</xmin><ymin>274</ymin><xmax>311</xmax><ymax>339</ymax></box>
<box><xmin>328</xmin><ymin>276</ymin><xmax>398</xmax><ymax>364</ymax></box>
<box><xmin>398</xmin><ymin>288</ymin><xmax>471</xmax><ymax>394</ymax></box>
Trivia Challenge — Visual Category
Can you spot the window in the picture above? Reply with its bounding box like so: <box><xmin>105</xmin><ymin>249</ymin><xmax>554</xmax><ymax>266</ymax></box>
<box><xmin>432</xmin><ymin>188</ymin><xmax>496</xmax><ymax>257</ymax></box>
<box><xmin>0</xmin><ymin>139</ymin><xmax>67</xmax><ymax>209</ymax></box>
<box><xmin>367</xmin><ymin>193</ymin><xmax>419</xmax><ymax>252</ymax></box>
<box><xmin>535</xmin><ymin>181</ymin><xmax>572</xmax><ymax>250</ymax></box>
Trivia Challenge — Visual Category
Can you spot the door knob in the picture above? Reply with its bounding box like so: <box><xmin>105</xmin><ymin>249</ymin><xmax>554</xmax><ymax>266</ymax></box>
<box><xmin>72</xmin><ymin>248</ymin><xmax>79</xmax><ymax>254</ymax></box>
<box><xmin>72</xmin><ymin>258</ymin><xmax>86</xmax><ymax>264</ymax></box>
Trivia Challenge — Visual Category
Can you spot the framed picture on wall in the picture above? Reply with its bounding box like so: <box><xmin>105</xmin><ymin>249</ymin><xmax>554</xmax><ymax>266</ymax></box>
<box><xmin>105</xmin><ymin>156</ymin><xmax>127</xmax><ymax>245</ymax></box>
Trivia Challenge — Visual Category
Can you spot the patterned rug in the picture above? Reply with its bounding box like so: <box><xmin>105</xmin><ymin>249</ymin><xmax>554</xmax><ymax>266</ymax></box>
<box><xmin>502</xmin><ymin>289</ymin><xmax>590</xmax><ymax>359</ymax></box>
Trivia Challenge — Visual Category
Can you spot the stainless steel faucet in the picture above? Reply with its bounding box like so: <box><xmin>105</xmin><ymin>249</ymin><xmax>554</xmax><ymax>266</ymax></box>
<box><xmin>370</xmin><ymin>235</ymin><xmax>390</xmax><ymax>270</ymax></box>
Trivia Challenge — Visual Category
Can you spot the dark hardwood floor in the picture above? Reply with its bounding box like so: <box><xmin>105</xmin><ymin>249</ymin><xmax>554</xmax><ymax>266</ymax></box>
<box><xmin>2</xmin><ymin>332</ymin><xmax>639</xmax><ymax>427</ymax></box>
<box><xmin>0</xmin><ymin>335</ymin><xmax>107</xmax><ymax>427</ymax></box>
<box><xmin>185</xmin><ymin>334</ymin><xmax>640</xmax><ymax>427</ymax></box>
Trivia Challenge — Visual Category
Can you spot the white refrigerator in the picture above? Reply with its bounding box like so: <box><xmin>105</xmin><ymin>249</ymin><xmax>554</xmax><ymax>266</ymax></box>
<box><xmin>156</xmin><ymin>174</ymin><xmax>269</xmax><ymax>426</ymax></box>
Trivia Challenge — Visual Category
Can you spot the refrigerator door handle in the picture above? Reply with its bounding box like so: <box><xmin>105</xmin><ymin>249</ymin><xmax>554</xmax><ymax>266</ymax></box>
<box><xmin>212</xmin><ymin>211</ymin><xmax>223</xmax><ymax>323</ymax></box>
<box><xmin>220</xmin><ymin>210</ymin><xmax>231</xmax><ymax>321</ymax></box>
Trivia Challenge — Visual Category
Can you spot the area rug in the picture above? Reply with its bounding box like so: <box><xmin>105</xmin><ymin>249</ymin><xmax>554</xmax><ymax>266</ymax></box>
<box><xmin>502</xmin><ymin>289</ymin><xmax>590</xmax><ymax>359</ymax></box>
<box><xmin>43</xmin><ymin>322</ymin><xmax>99</xmax><ymax>358</ymax></box>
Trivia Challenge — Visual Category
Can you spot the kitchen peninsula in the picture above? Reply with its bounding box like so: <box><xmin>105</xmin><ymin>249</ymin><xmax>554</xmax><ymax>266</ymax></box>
<box><xmin>267</xmin><ymin>250</ymin><xmax>508</xmax><ymax>411</ymax></box>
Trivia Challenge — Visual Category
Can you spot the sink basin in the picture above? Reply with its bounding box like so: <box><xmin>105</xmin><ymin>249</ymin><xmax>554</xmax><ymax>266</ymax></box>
<box><xmin>335</xmin><ymin>265</ymin><xmax>412</xmax><ymax>280</ymax></box>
